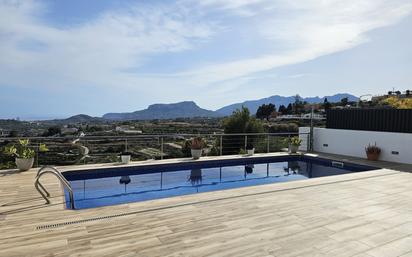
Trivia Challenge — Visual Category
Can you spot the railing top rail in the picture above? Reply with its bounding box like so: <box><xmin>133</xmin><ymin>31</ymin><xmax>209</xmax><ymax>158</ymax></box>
<box><xmin>0</xmin><ymin>132</ymin><xmax>307</xmax><ymax>140</ymax></box>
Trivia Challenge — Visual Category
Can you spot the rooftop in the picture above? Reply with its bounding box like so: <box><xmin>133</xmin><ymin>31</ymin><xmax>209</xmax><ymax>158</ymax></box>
<box><xmin>2</xmin><ymin>153</ymin><xmax>412</xmax><ymax>257</ymax></box>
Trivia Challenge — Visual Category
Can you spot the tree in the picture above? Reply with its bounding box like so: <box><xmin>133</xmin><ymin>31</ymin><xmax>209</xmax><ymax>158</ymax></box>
<box><xmin>224</xmin><ymin>106</ymin><xmax>263</xmax><ymax>134</ymax></box>
<box><xmin>42</xmin><ymin>126</ymin><xmax>61</xmax><ymax>137</ymax></box>
<box><xmin>256</xmin><ymin>103</ymin><xmax>276</xmax><ymax>120</ymax></box>
<box><xmin>341</xmin><ymin>97</ymin><xmax>349</xmax><ymax>107</ymax></box>
<box><xmin>85</xmin><ymin>126</ymin><xmax>103</xmax><ymax>133</ymax></box>
<box><xmin>9</xmin><ymin>130</ymin><xmax>18</xmax><ymax>137</ymax></box>
<box><xmin>278</xmin><ymin>105</ymin><xmax>287</xmax><ymax>115</ymax></box>
<box><xmin>381</xmin><ymin>97</ymin><xmax>412</xmax><ymax>109</ymax></box>
<box><xmin>223</xmin><ymin>107</ymin><xmax>263</xmax><ymax>154</ymax></box>
<box><xmin>323</xmin><ymin>98</ymin><xmax>332</xmax><ymax>111</ymax></box>
<box><xmin>267</xmin><ymin>123</ymin><xmax>298</xmax><ymax>133</ymax></box>
<box><xmin>292</xmin><ymin>94</ymin><xmax>305</xmax><ymax>114</ymax></box>
<box><xmin>286</xmin><ymin>103</ymin><xmax>293</xmax><ymax>114</ymax></box>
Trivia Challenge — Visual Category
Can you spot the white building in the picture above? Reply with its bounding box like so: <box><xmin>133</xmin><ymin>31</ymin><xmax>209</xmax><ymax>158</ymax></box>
<box><xmin>0</xmin><ymin>129</ymin><xmax>10</xmax><ymax>136</ymax></box>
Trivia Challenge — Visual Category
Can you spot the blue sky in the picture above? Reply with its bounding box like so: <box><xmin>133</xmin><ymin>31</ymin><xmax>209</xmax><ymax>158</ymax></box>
<box><xmin>0</xmin><ymin>0</ymin><xmax>412</xmax><ymax>119</ymax></box>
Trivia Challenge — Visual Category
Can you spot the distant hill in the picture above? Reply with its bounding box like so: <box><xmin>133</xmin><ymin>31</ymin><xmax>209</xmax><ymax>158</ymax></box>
<box><xmin>66</xmin><ymin>114</ymin><xmax>103</xmax><ymax>122</ymax></box>
<box><xmin>103</xmin><ymin>101</ymin><xmax>222</xmax><ymax>121</ymax></box>
<box><xmin>216</xmin><ymin>93</ymin><xmax>358</xmax><ymax>116</ymax></box>
<box><xmin>46</xmin><ymin>114</ymin><xmax>104</xmax><ymax>124</ymax></box>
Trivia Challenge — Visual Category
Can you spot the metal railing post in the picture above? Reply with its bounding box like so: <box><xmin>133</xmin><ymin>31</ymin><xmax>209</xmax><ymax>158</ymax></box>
<box><xmin>36</xmin><ymin>142</ymin><xmax>40</xmax><ymax>168</ymax></box>
<box><xmin>84</xmin><ymin>140</ymin><xmax>87</xmax><ymax>165</ymax></box>
<box><xmin>160</xmin><ymin>136</ymin><xmax>164</xmax><ymax>160</ymax></box>
<box><xmin>220</xmin><ymin>135</ymin><xmax>223</xmax><ymax>156</ymax></box>
<box><xmin>288</xmin><ymin>134</ymin><xmax>291</xmax><ymax>153</ymax></box>
<box><xmin>244</xmin><ymin>135</ymin><xmax>247</xmax><ymax>150</ymax></box>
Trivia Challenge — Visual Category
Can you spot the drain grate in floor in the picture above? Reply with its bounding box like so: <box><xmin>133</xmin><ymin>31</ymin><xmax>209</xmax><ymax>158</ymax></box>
<box><xmin>36</xmin><ymin>212</ymin><xmax>136</xmax><ymax>230</ymax></box>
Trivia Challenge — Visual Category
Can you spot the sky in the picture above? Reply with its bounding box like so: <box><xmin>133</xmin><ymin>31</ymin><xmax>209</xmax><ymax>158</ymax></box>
<box><xmin>0</xmin><ymin>0</ymin><xmax>412</xmax><ymax>119</ymax></box>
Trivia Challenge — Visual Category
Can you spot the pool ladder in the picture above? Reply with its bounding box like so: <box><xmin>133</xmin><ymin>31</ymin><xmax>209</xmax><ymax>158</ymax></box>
<box><xmin>35</xmin><ymin>166</ymin><xmax>75</xmax><ymax>209</ymax></box>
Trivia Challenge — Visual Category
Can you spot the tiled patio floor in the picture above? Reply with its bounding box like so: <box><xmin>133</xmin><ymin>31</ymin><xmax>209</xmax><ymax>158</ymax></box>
<box><xmin>1</xmin><ymin>153</ymin><xmax>412</xmax><ymax>257</ymax></box>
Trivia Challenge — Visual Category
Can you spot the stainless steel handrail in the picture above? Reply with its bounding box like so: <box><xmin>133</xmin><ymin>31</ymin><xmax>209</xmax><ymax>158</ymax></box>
<box><xmin>35</xmin><ymin>166</ymin><xmax>75</xmax><ymax>209</ymax></box>
<box><xmin>0</xmin><ymin>132</ymin><xmax>306</xmax><ymax>140</ymax></box>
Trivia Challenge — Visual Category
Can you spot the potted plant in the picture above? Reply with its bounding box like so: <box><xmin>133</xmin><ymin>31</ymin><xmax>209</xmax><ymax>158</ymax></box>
<box><xmin>365</xmin><ymin>143</ymin><xmax>381</xmax><ymax>161</ymax></box>
<box><xmin>190</xmin><ymin>137</ymin><xmax>204</xmax><ymax>159</ymax></box>
<box><xmin>287</xmin><ymin>136</ymin><xmax>302</xmax><ymax>154</ymax></box>
<box><xmin>4</xmin><ymin>139</ymin><xmax>48</xmax><ymax>171</ymax></box>
<box><xmin>246</xmin><ymin>143</ymin><xmax>255</xmax><ymax>156</ymax></box>
<box><xmin>120</xmin><ymin>151</ymin><xmax>132</xmax><ymax>164</ymax></box>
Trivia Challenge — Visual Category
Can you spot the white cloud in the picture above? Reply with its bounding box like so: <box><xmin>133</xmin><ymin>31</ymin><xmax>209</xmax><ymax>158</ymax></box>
<box><xmin>0</xmin><ymin>0</ymin><xmax>215</xmax><ymax>90</ymax></box>
<box><xmin>176</xmin><ymin>0</ymin><xmax>412</xmax><ymax>87</ymax></box>
<box><xmin>194</xmin><ymin>0</ymin><xmax>270</xmax><ymax>16</ymax></box>
<box><xmin>0</xmin><ymin>0</ymin><xmax>412</xmax><ymax>112</ymax></box>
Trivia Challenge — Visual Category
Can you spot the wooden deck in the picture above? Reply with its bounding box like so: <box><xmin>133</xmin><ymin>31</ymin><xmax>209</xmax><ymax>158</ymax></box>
<box><xmin>1</xmin><ymin>153</ymin><xmax>412</xmax><ymax>257</ymax></box>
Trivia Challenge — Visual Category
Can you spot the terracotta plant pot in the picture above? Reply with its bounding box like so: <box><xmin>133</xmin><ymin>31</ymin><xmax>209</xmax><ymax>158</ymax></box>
<box><xmin>15</xmin><ymin>158</ymin><xmax>34</xmax><ymax>171</ymax></box>
<box><xmin>191</xmin><ymin>149</ymin><xmax>202</xmax><ymax>159</ymax></box>
<box><xmin>366</xmin><ymin>152</ymin><xmax>380</xmax><ymax>161</ymax></box>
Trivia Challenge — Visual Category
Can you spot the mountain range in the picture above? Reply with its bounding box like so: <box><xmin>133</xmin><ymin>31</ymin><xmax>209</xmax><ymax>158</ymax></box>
<box><xmin>215</xmin><ymin>93</ymin><xmax>358</xmax><ymax>116</ymax></box>
<box><xmin>96</xmin><ymin>93</ymin><xmax>357</xmax><ymax>121</ymax></box>
<box><xmin>103</xmin><ymin>101</ymin><xmax>221</xmax><ymax>120</ymax></box>
<box><xmin>40</xmin><ymin>94</ymin><xmax>358</xmax><ymax>122</ymax></box>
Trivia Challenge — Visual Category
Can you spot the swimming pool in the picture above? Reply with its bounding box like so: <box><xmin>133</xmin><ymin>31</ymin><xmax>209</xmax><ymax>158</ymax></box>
<box><xmin>62</xmin><ymin>156</ymin><xmax>376</xmax><ymax>209</ymax></box>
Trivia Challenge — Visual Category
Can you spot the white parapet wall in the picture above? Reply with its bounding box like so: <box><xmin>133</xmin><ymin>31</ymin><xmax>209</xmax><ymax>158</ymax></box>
<box><xmin>299</xmin><ymin>127</ymin><xmax>412</xmax><ymax>164</ymax></box>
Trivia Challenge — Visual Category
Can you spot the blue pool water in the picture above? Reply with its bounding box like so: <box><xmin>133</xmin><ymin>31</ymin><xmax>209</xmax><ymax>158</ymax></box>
<box><xmin>62</xmin><ymin>156</ymin><xmax>375</xmax><ymax>209</ymax></box>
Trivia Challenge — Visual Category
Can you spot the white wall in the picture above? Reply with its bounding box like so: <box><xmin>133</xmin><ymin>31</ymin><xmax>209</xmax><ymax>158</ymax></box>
<box><xmin>299</xmin><ymin>127</ymin><xmax>412</xmax><ymax>164</ymax></box>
